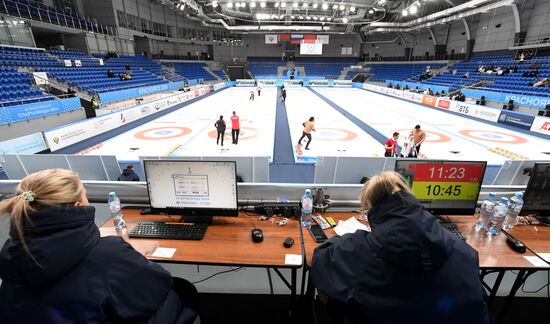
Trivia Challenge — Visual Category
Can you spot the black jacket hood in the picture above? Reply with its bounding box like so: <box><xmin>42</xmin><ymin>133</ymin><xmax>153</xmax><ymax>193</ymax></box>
<box><xmin>0</xmin><ymin>206</ymin><xmax>99</xmax><ymax>286</ymax></box>
<box><xmin>367</xmin><ymin>190</ymin><xmax>453</xmax><ymax>271</ymax></box>
<box><xmin>122</xmin><ymin>169</ymin><xmax>134</xmax><ymax>176</ymax></box>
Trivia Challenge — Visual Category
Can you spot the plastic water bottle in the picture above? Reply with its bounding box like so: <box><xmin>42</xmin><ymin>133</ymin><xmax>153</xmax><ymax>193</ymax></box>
<box><xmin>108</xmin><ymin>192</ymin><xmax>127</xmax><ymax>238</ymax></box>
<box><xmin>476</xmin><ymin>192</ymin><xmax>496</xmax><ymax>231</ymax></box>
<box><xmin>503</xmin><ymin>192</ymin><xmax>523</xmax><ymax>229</ymax></box>
<box><xmin>488</xmin><ymin>197</ymin><xmax>509</xmax><ymax>236</ymax></box>
<box><xmin>301</xmin><ymin>189</ymin><xmax>313</xmax><ymax>221</ymax></box>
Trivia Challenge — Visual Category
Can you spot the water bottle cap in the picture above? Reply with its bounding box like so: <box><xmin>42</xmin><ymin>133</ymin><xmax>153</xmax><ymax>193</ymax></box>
<box><xmin>108</xmin><ymin>192</ymin><xmax>116</xmax><ymax>199</ymax></box>
<box><xmin>305</xmin><ymin>189</ymin><xmax>311</xmax><ymax>195</ymax></box>
<box><xmin>488</xmin><ymin>192</ymin><xmax>496</xmax><ymax>198</ymax></box>
<box><xmin>515</xmin><ymin>192</ymin><xmax>523</xmax><ymax>199</ymax></box>
<box><xmin>500</xmin><ymin>197</ymin><xmax>509</xmax><ymax>203</ymax></box>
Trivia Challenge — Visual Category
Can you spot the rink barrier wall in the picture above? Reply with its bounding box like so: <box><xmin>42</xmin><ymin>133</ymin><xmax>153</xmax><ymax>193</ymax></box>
<box><xmin>0</xmin><ymin>97</ymin><xmax>82</xmax><ymax>126</ymax></box>
<box><xmin>99</xmin><ymin>81</ymin><xmax>186</xmax><ymax>104</ymax></box>
<box><xmin>42</xmin><ymin>83</ymin><xmax>228</xmax><ymax>151</ymax></box>
<box><xmin>361</xmin><ymin>83</ymin><xmax>550</xmax><ymax>139</ymax></box>
<box><xmin>0</xmin><ymin>132</ymin><xmax>48</xmax><ymax>154</ymax></box>
<box><xmin>385</xmin><ymin>80</ymin><xmax>450</xmax><ymax>94</ymax></box>
<box><xmin>462</xmin><ymin>88</ymin><xmax>550</xmax><ymax>110</ymax></box>
<box><xmin>0</xmin><ymin>154</ymin><xmax>121</xmax><ymax>181</ymax></box>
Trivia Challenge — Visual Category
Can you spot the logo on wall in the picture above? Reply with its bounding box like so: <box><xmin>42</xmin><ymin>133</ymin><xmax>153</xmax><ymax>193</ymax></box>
<box><xmin>437</xmin><ymin>100</ymin><xmax>450</xmax><ymax>109</ymax></box>
<box><xmin>499</xmin><ymin>113</ymin><xmax>507</xmax><ymax>122</ymax></box>
<box><xmin>154</xmin><ymin>103</ymin><xmax>160</xmax><ymax>111</ymax></box>
<box><xmin>53</xmin><ymin>137</ymin><xmax>60</xmax><ymax>144</ymax></box>
<box><xmin>540</xmin><ymin>121</ymin><xmax>550</xmax><ymax>131</ymax></box>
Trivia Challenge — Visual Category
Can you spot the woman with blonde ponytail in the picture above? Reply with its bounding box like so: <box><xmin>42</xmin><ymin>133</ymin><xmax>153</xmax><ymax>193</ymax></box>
<box><xmin>0</xmin><ymin>169</ymin><xmax>198</xmax><ymax>324</ymax></box>
<box><xmin>311</xmin><ymin>172</ymin><xmax>489</xmax><ymax>324</ymax></box>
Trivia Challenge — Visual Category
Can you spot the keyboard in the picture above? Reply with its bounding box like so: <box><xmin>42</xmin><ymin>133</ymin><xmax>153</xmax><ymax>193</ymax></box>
<box><xmin>129</xmin><ymin>222</ymin><xmax>208</xmax><ymax>240</ymax></box>
<box><xmin>440</xmin><ymin>222</ymin><xmax>467</xmax><ymax>240</ymax></box>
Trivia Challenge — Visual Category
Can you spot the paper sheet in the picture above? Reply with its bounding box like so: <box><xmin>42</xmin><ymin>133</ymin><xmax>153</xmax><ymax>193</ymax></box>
<box><xmin>537</xmin><ymin>253</ymin><xmax>550</xmax><ymax>263</ymax></box>
<box><xmin>285</xmin><ymin>254</ymin><xmax>302</xmax><ymax>266</ymax></box>
<box><xmin>151</xmin><ymin>247</ymin><xmax>177</xmax><ymax>258</ymax></box>
<box><xmin>333</xmin><ymin>217</ymin><xmax>371</xmax><ymax>236</ymax></box>
<box><xmin>524</xmin><ymin>256</ymin><xmax>550</xmax><ymax>268</ymax></box>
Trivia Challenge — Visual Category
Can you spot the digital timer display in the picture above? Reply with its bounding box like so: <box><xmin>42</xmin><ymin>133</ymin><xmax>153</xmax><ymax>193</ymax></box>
<box><xmin>395</xmin><ymin>160</ymin><xmax>487</xmax><ymax>215</ymax></box>
<box><xmin>409</xmin><ymin>163</ymin><xmax>485</xmax><ymax>201</ymax></box>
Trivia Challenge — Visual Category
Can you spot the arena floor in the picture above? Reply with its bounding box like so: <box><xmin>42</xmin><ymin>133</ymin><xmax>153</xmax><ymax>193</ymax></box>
<box><xmin>82</xmin><ymin>86</ymin><xmax>550</xmax><ymax>166</ymax></box>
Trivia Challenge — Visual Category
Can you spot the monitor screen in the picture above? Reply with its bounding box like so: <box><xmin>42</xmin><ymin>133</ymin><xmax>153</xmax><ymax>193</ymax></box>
<box><xmin>143</xmin><ymin>160</ymin><xmax>238</xmax><ymax>216</ymax></box>
<box><xmin>394</xmin><ymin>159</ymin><xmax>487</xmax><ymax>215</ymax></box>
<box><xmin>521</xmin><ymin>162</ymin><xmax>550</xmax><ymax>216</ymax></box>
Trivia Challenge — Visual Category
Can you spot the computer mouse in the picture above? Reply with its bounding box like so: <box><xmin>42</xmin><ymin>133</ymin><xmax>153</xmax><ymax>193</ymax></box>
<box><xmin>506</xmin><ymin>236</ymin><xmax>526</xmax><ymax>254</ymax></box>
<box><xmin>251</xmin><ymin>229</ymin><xmax>264</xmax><ymax>243</ymax></box>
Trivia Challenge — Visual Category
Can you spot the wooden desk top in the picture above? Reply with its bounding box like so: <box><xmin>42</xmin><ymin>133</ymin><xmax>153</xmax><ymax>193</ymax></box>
<box><xmin>99</xmin><ymin>208</ymin><xmax>303</xmax><ymax>268</ymax></box>
<box><xmin>505</xmin><ymin>218</ymin><xmax>550</xmax><ymax>257</ymax></box>
<box><xmin>303</xmin><ymin>213</ymin><xmax>542</xmax><ymax>270</ymax></box>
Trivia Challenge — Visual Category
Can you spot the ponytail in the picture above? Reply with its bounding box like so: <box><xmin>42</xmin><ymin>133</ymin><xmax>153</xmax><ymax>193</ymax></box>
<box><xmin>0</xmin><ymin>169</ymin><xmax>84</xmax><ymax>259</ymax></box>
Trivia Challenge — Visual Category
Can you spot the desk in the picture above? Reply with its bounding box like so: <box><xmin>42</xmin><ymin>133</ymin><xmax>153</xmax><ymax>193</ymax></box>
<box><xmin>99</xmin><ymin>208</ymin><xmax>303</xmax><ymax>320</ymax></box>
<box><xmin>301</xmin><ymin>213</ymin><xmax>549</xmax><ymax>324</ymax></box>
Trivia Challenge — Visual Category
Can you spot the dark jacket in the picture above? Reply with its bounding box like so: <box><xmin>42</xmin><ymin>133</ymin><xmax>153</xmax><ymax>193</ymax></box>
<box><xmin>118</xmin><ymin>168</ymin><xmax>140</xmax><ymax>181</ymax></box>
<box><xmin>0</xmin><ymin>206</ymin><xmax>186</xmax><ymax>324</ymax></box>
<box><xmin>311</xmin><ymin>191</ymin><xmax>489</xmax><ymax>324</ymax></box>
<box><xmin>215</xmin><ymin>119</ymin><xmax>226</xmax><ymax>131</ymax></box>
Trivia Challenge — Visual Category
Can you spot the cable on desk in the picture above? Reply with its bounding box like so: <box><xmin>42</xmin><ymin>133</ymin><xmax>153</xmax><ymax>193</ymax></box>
<box><xmin>192</xmin><ymin>267</ymin><xmax>243</xmax><ymax>285</ymax></box>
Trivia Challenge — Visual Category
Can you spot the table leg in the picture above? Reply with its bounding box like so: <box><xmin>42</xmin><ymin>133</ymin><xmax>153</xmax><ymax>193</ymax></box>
<box><xmin>496</xmin><ymin>269</ymin><xmax>536</xmax><ymax>324</ymax></box>
<box><xmin>291</xmin><ymin>268</ymin><xmax>297</xmax><ymax>322</ymax></box>
<box><xmin>487</xmin><ymin>270</ymin><xmax>505</xmax><ymax>307</ymax></box>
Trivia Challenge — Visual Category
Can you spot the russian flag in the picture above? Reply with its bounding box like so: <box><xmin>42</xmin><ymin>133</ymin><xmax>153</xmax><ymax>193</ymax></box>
<box><xmin>291</xmin><ymin>34</ymin><xmax>304</xmax><ymax>44</ymax></box>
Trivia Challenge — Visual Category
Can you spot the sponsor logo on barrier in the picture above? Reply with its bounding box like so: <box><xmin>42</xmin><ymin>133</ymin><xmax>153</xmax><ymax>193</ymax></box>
<box><xmin>530</xmin><ymin>117</ymin><xmax>550</xmax><ymax>136</ymax></box>
<box><xmin>44</xmin><ymin>86</ymin><xmax>210</xmax><ymax>151</ymax></box>
<box><xmin>138</xmin><ymin>84</ymin><xmax>170</xmax><ymax>96</ymax></box>
<box><xmin>437</xmin><ymin>99</ymin><xmax>450</xmax><ymax>109</ymax></box>
<box><xmin>422</xmin><ymin>96</ymin><xmax>436</xmax><ymax>106</ymax></box>
<box><xmin>456</xmin><ymin>104</ymin><xmax>470</xmax><ymax>114</ymax></box>
<box><xmin>498</xmin><ymin>111</ymin><xmax>535</xmax><ymax>130</ymax></box>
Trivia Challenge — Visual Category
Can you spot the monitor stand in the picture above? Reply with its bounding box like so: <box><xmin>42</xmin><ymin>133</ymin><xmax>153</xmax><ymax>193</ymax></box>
<box><xmin>180</xmin><ymin>215</ymin><xmax>213</xmax><ymax>224</ymax></box>
<box><xmin>140</xmin><ymin>208</ymin><xmax>213</xmax><ymax>224</ymax></box>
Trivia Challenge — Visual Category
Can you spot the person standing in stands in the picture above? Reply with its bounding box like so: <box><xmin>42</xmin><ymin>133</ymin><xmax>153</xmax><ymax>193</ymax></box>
<box><xmin>231</xmin><ymin>111</ymin><xmax>240</xmax><ymax>145</ymax></box>
<box><xmin>249</xmin><ymin>90</ymin><xmax>255</xmax><ymax>101</ymax></box>
<box><xmin>215</xmin><ymin>115</ymin><xmax>226</xmax><ymax>146</ymax></box>
<box><xmin>311</xmin><ymin>172</ymin><xmax>489</xmax><ymax>324</ymax></box>
<box><xmin>118</xmin><ymin>164</ymin><xmax>140</xmax><ymax>181</ymax></box>
<box><xmin>297</xmin><ymin>117</ymin><xmax>316</xmax><ymax>150</ymax></box>
<box><xmin>410</xmin><ymin>125</ymin><xmax>426</xmax><ymax>157</ymax></box>
<box><xmin>384</xmin><ymin>132</ymin><xmax>399</xmax><ymax>157</ymax></box>
<box><xmin>0</xmin><ymin>169</ymin><xmax>199</xmax><ymax>324</ymax></box>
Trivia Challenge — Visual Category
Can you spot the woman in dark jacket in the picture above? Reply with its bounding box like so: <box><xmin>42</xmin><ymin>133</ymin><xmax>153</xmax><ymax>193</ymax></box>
<box><xmin>0</xmin><ymin>169</ymin><xmax>198</xmax><ymax>324</ymax></box>
<box><xmin>214</xmin><ymin>115</ymin><xmax>226</xmax><ymax>146</ymax></box>
<box><xmin>311</xmin><ymin>171</ymin><xmax>489</xmax><ymax>324</ymax></box>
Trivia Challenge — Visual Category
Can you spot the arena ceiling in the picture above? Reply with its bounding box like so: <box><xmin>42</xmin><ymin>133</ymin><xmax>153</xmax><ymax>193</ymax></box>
<box><xmin>155</xmin><ymin>0</ymin><xmax>513</xmax><ymax>34</ymax></box>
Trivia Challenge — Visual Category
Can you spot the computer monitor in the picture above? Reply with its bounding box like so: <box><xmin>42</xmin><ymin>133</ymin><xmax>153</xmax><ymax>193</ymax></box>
<box><xmin>394</xmin><ymin>159</ymin><xmax>487</xmax><ymax>215</ymax></box>
<box><xmin>143</xmin><ymin>160</ymin><xmax>239</xmax><ymax>221</ymax></box>
<box><xmin>521</xmin><ymin>162</ymin><xmax>550</xmax><ymax>222</ymax></box>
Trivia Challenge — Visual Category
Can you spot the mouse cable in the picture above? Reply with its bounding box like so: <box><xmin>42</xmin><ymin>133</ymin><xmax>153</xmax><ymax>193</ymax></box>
<box><xmin>192</xmin><ymin>267</ymin><xmax>244</xmax><ymax>285</ymax></box>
